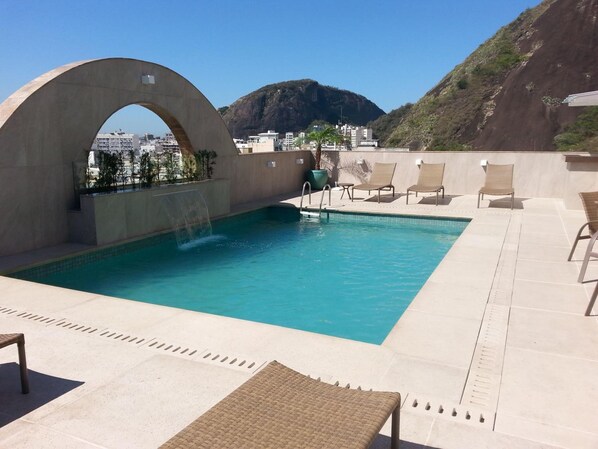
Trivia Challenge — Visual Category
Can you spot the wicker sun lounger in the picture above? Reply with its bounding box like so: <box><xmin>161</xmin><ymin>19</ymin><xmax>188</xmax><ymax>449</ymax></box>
<box><xmin>160</xmin><ymin>361</ymin><xmax>401</xmax><ymax>449</ymax></box>
<box><xmin>477</xmin><ymin>163</ymin><xmax>515</xmax><ymax>209</ymax></box>
<box><xmin>406</xmin><ymin>162</ymin><xmax>445</xmax><ymax>206</ymax></box>
<box><xmin>352</xmin><ymin>162</ymin><xmax>396</xmax><ymax>203</ymax></box>
<box><xmin>0</xmin><ymin>333</ymin><xmax>29</xmax><ymax>394</ymax></box>
<box><xmin>568</xmin><ymin>191</ymin><xmax>598</xmax><ymax>283</ymax></box>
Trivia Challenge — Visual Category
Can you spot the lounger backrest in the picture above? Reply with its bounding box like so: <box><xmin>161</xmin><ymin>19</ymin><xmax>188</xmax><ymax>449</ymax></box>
<box><xmin>369</xmin><ymin>162</ymin><xmax>396</xmax><ymax>185</ymax></box>
<box><xmin>579</xmin><ymin>191</ymin><xmax>598</xmax><ymax>234</ymax></box>
<box><xmin>418</xmin><ymin>163</ymin><xmax>445</xmax><ymax>186</ymax></box>
<box><xmin>484</xmin><ymin>164</ymin><xmax>514</xmax><ymax>190</ymax></box>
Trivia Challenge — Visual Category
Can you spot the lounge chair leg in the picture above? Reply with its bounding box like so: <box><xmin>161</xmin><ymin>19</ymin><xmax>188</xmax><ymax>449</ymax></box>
<box><xmin>477</xmin><ymin>192</ymin><xmax>481</xmax><ymax>208</ymax></box>
<box><xmin>351</xmin><ymin>188</ymin><xmax>354</xmax><ymax>202</ymax></box>
<box><xmin>391</xmin><ymin>403</ymin><xmax>400</xmax><ymax>449</ymax></box>
<box><xmin>568</xmin><ymin>225</ymin><xmax>589</xmax><ymax>261</ymax></box>
<box><xmin>378</xmin><ymin>189</ymin><xmax>381</xmax><ymax>204</ymax></box>
<box><xmin>435</xmin><ymin>191</ymin><xmax>438</xmax><ymax>206</ymax></box>
<box><xmin>586</xmin><ymin>283</ymin><xmax>598</xmax><ymax>316</ymax></box>
<box><xmin>406</xmin><ymin>191</ymin><xmax>409</xmax><ymax>204</ymax></box>
<box><xmin>17</xmin><ymin>337</ymin><xmax>29</xmax><ymax>394</ymax></box>
<box><xmin>578</xmin><ymin>232</ymin><xmax>598</xmax><ymax>282</ymax></box>
<box><xmin>511</xmin><ymin>193</ymin><xmax>514</xmax><ymax>210</ymax></box>
<box><xmin>568</xmin><ymin>237</ymin><xmax>580</xmax><ymax>261</ymax></box>
<box><xmin>442</xmin><ymin>187</ymin><xmax>445</xmax><ymax>199</ymax></box>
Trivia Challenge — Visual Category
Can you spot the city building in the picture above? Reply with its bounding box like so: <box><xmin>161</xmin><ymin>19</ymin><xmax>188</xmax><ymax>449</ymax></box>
<box><xmin>93</xmin><ymin>130</ymin><xmax>140</xmax><ymax>154</ymax></box>
<box><xmin>235</xmin><ymin>130</ymin><xmax>282</xmax><ymax>153</ymax></box>
<box><xmin>336</xmin><ymin>124</ymin><xmax>378</xmax><ymax>149</ymax></box>
<box><xmin>284</xmin><ymin>132</ymin><xmax>294</xmax><ymax>150</ymax></box>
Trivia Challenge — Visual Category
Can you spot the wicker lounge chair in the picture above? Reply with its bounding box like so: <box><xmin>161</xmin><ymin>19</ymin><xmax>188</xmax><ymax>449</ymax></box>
<box><xmin>568</xmin><ymin>191</ymin><xmax>598</xmax><ymax>283</ymax></box>
<box><xmin>352</xmin><ymin>162</ymin><xmax>396</xmax><ymax>203</ymax></box>
<box><xmin>406</xmin><ymin>163</ymin><xmax>445</xmax><ymax>206</ymax></box>
<box><xmin>477</xmin><ymin>163</ymin><xmax>515</xmax><ymax>209</ymax></box>
<box><xmin>160</xmin><ymin>361</ymin><xmax>401</xmax><ymax>449</ymax></box>
<box><xmin>0</xmin><ymin>333</ymin><xmax>29</xmax><ymax>394</ymax></box>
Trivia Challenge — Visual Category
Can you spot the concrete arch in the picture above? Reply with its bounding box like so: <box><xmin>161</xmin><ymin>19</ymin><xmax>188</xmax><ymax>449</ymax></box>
<box><xmin>0</xmin><ymin>58</ymin><xmax>238</xmax><ymax>256</ymax></box>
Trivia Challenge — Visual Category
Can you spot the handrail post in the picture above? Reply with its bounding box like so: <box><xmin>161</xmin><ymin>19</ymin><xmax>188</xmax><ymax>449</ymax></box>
<box><xmin>319</xmin><ymin>184</ymin><xmax>331</xmax><ymax>214</ymax></box>
<box><xmin>300</xmin><ymin>181</ymin><xmax>312</xmax><ymax>213</ymax></box>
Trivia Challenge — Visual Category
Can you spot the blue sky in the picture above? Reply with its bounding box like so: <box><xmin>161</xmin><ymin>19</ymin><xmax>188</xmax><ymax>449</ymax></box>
<box><xmin>0</xmin><ymin>0</ymin><xmax>542</xmax><ymax>135</ymax></box>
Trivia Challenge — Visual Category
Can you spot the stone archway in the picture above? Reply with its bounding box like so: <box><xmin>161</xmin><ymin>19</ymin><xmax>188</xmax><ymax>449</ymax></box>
<box><xmin>0</xmin><ymin>58</ymin><xmax>238</xmax><ymax>256</ymax></box>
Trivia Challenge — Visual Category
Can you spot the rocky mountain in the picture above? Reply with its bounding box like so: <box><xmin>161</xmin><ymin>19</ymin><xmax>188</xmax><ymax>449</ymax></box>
<box><xmin>220</xmin><ymin>80</ymin><xmax>385</xmax><ymax>139</ymax></box>
<box><xmin>371</xmin><ymin>0</ymin><xmax>598</xmax><ymax>151</ymax></box>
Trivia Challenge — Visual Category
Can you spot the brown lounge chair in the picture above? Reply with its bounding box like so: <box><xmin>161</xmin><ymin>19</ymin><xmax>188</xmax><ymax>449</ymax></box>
<box><xmin>406</xmin><ymin>162</ymin><xmax>445</xmax><ymax>206</ymax></box>
<box><xmin>160</xmin><ymin>361</ymin><xmax>401</xmax><ymax>449</ymax></box>
<box><xmin>477</xmin><ymin>163</ymin><xmax>515</xmax><ymax>209</ymax></box>
<box><xmin>352</xmin><ymin>162</ymin><xmax>396</xmax><ymax>203</ymax></box>
<box><xmin>0</xmin><ymin>333</ymin><xmax>29</xmax><ymax>394</ymax></box>
<box><xmin>568</xmin><ymin>191</ymin><xmax>598</xmax><ymax>283</ymax></box>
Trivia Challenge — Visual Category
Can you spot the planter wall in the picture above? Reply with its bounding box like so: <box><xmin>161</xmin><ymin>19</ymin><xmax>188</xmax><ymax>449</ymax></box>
<box><xmin>68</xmin><ymin>179</ymin><xmax>230</xmax><ymax>246</ymax></box>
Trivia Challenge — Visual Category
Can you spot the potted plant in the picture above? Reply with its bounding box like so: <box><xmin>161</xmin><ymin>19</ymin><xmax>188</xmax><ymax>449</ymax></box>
<box><xmin>306</xmin><ymin>125</ymin><xmax>342</xmax><ymax>189</ymax></box>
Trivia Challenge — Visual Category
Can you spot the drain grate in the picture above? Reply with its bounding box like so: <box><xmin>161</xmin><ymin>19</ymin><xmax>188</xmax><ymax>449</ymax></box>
<box><xmin>407</xmin><ymin>395</ymin><xmax>494</xmax><ymax>429</ymax></box>
<box><xmin>1</xmin><ymin>304</ymin><xmax>265</xmax><ymax>372</ymax></box>
<box><xmin>0</xmin><ymin>306</ymin><xmax>17</xmax><ymax>315</ymax></box>
<box><xmin>461</xmin><ymin>214</ymin><xmax>520</xmax><ymax>423</ymax></box>
<box><xmin>198</xmin><ymin>351</ymin><xmax>267</xmax><ymax>373</ymax></box>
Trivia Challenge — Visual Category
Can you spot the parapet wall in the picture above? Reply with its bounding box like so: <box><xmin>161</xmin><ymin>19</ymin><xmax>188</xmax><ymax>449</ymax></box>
<box><xmin>321</xmin><ymin>150</ymin><xmax>598</xmax><ymax>209</ymax></box>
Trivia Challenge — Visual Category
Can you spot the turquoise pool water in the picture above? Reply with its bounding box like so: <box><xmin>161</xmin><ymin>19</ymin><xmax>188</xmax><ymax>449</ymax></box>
<box><xmin>13</xmin><ymin>208</ymin><xmax>468</xmax><ymax>344</ymax></box>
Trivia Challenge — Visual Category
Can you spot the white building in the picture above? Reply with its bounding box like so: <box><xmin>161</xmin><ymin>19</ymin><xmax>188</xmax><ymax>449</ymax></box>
<box><xmin>283</xmin><ymin>132</ymin><xmax>295</xmax><ymax>150</ymax></box>
<box><xmin>237</xmin><ymin>130</ymin><xmax>282</xmax><ymax>153</ymax></box>
<box><xmin>93</xmin><ymin>131</ymin><xmax>140</xmax><ymax>154</ymax></box>
<box><xmin>336</xmin><ymin>124</ymin><xmax>378</xmax><ymax>149</ymax></box>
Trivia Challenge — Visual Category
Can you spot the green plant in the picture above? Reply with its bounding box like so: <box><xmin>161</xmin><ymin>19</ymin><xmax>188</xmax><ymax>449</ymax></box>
<box><xmin>554</xmin><ymin>106</ymin><xmax>598</xmax><ymax>151</ymax></box>
<box><xmin>194</xmin><ymin>149</ymin><xmax>217</xmax><ymax>179</ymax></box>
<box><xmin>115</xmin><ymin>152</ymin><xmax>127</xmax><ymax>187</ymax></box>
<box><xmin>306</xmin><ymin>125</ymin><xmax>342</xmax><ymax>169</ymax></box>
<box><xmin>457</xmin><ymin>79</ymin><xmax>469</xmax><ymax>90</ymax></box>
<box><xmin>181</xmin><ymin>149</ymin><xmax>217</xmax><ymax>181</ymax></box>
<box><xmin>139</xmin><ymin>152</ymin><xmax>157</xmax><ymax>187</ymax></box>
<box><xmin>542</xmin><ymin>96</ymin><xmax>562</xmax><ymax>107</ymax></box>
<box><xmin>128</xmin><ymin>150</ymin><xmax>137</xmax><ymax>189</ymax></box>
<box><xmin>95</xmin><ymin>151</ymin><xmax>119</xmax><ymax>190</ymax></box>
<box><xmin>182</xmin><ymin>153</ymin><xmax>197</xmax><ymax>180</ymax></box>
<box><xmin>162</xmin><ymin>149</ymin><xmax>180</xmax><ymax>184</ymax></box>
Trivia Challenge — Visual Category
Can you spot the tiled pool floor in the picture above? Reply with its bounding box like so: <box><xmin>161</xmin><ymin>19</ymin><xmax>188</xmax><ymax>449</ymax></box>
<box><xmin>1</xmin><ymin>191</ymin><xmax>597</xmax><ymax>448</ymax></box>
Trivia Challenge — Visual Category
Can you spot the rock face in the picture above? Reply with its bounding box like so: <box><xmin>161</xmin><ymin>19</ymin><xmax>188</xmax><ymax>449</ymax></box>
<box><xmin>221</xmin><ymin>79</ymin><xmax>385</xmax><ymax>139</ymax></box>
<box><xmin>375</xmin><ymin>0</ymin><xmax>598</xmax><ymax>150</ymax></box>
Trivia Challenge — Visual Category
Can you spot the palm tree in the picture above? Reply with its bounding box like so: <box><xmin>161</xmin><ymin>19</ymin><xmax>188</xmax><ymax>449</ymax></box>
<box><xmin>307</xmin><ymin>125</ymin><xmax>342</xmax><ymax>170</ymax></box>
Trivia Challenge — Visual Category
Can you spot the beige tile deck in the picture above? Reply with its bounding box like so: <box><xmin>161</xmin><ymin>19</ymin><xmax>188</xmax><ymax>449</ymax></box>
<box><xmin>1</xmin><ymin>190</ymin><xmax>597</xmax><ymax>448</ymax></box>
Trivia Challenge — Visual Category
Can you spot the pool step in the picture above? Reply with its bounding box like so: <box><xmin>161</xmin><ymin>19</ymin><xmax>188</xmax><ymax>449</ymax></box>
<box><xmin>299</xmin><ymin>210</ymin><xmax>321</xmax><ymax>218</ymax></box>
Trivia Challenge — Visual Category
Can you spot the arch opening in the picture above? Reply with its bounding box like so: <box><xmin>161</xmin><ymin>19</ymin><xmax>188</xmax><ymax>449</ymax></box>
<box><xmin>79</xmin><ymin>104</ymin><xmax>215</xmax><ymax>197</ymax></box>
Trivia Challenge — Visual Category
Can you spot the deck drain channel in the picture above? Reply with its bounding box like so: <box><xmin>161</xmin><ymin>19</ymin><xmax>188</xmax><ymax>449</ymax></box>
<box><xmin>461</xmin><ymin>214</ymin><xmax>520</xmax><ymax>424</ymax></box>
<box><xmin>3</xmin><ymin>304</ymin><xmax>269</xmax><ymax>374</ymax></box>
<box><xmin>199</xmin><ymin>351</ymin><xmax>266</xmax><ymax>373</ymax></box>
<box><xmin>0</xmin><ymin>305</ymin><xmax>203</xmax><ymax>360</ymax></box>
<box><xmin>408</xmin><ymin>396</ymin><xmax>493</xmax><ymax>429</ymax></box>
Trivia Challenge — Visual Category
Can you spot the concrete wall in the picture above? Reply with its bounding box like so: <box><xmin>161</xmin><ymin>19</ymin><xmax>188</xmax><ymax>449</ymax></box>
<box><xmin>0</xmin><ymin>58</ymin><xmax>238</xmax><ymax>256</ymax></box>
<box><xmin>230</xmin><ymin>150</ymin><xmax>313</xmax><ymax>206</ymax></box>
<box><xmin>68</xmin><ymin>180</ymin><xmax>230</xmax><ymax>246</ymax></box>
<box><xmin>322</xmin><ymin>150</ymin><xmax>598</xmax><ymax>209</ymax></box>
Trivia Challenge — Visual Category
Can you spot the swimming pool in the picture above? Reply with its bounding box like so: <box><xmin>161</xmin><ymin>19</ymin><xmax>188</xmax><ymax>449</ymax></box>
<box><xmin>12</xmin><ymin>207</ymin><xmax>468</xmax><ymax>344</ymax></box>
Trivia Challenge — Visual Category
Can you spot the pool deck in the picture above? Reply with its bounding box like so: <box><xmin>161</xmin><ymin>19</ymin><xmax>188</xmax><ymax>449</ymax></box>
<box><xmin>1</xmin><ymin>190</ymin><xmax>597</xmax><ymax>448</ymax></box>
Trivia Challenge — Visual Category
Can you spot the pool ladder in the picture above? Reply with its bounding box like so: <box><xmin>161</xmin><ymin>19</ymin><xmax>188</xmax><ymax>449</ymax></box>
<box><xmin>299</xmin><ymin>181</ymin><xmax>331</xmax><ymax>219</ymax></box>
